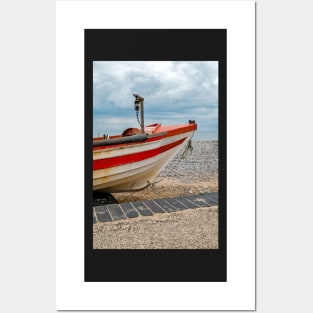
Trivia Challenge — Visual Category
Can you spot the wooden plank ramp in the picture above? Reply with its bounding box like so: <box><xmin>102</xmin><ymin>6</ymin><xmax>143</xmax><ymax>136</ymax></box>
<box><xmin>93</xmin><ymin>192</ymin><xmax>218</xmax><ymax>224</ymax></box>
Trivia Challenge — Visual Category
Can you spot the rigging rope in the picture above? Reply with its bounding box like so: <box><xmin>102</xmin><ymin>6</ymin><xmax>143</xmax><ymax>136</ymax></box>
<box><xmin>136</xmin><ymin>111</ymin><xmax>142</xmax><ymax>128</ymax></box>
<box><xmin>151</xmin><ymin>130</ymin><xmax>195</xmax><ymax>186</ymax></box>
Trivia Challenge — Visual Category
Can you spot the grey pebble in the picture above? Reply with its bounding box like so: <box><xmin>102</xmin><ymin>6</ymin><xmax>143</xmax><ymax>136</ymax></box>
<box><xmin>158</xmin><ymin>140</ymin><xmax>218</xmax><ymax>183</ymax></box>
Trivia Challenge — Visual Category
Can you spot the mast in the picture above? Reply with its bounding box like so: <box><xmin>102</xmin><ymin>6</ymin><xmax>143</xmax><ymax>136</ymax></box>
<box><xmin>133</xmin><ymin>94</ymin><xmax>145</xmax><ymax>134</ymax></box>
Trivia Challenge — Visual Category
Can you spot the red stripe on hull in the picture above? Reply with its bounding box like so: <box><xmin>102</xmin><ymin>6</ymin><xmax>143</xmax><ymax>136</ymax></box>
<box><xmin>93</xmin><ymin>137</ymin><xmax>186</xmax><ymax>170</ymax></box>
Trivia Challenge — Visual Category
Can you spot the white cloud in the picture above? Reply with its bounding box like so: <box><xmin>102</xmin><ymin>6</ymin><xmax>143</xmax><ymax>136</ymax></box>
<box><xmin>93</xmin><ymin>61</ymin><xmax>218</xmax><ymax>140</ymax></box>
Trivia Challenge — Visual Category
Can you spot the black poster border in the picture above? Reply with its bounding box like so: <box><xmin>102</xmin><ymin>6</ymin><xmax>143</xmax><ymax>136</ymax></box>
<box><xmin>85</xmin><ymin>29</ymin><xmax>227</xmax><ymax>282</ymax></box>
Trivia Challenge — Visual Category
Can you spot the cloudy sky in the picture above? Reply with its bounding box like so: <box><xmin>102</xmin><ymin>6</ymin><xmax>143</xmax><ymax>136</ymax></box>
<box><xmin>93</xmin><ymin>61</ymin><xmax>218</xmax><ymax>140</ymax></box>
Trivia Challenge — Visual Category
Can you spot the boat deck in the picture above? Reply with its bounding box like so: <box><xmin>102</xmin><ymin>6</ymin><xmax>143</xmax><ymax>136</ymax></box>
<box><xmin>93</xmin><ymin>192</ymin><xmax>218</xmax><ymax>224</ymax></box>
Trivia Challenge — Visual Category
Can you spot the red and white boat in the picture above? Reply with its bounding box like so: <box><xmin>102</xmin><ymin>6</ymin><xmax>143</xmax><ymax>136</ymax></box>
<box><xmin>93</xmin><ymin>94</ymin><xmax>197</xmax><ymax>193</ymax></box>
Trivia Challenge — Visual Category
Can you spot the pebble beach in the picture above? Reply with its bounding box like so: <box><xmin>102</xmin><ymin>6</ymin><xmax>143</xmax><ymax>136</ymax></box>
<box><xmin>93</xmin><ymin>140</ymin><xmax>219</xmax><ymax>249</ymax></box>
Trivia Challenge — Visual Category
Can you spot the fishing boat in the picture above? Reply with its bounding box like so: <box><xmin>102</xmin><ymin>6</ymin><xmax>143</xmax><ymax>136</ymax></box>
<box><xmin>93</xmin><ymin>94</ymin><xmax>197</xmax><ymax>193</ymax></box>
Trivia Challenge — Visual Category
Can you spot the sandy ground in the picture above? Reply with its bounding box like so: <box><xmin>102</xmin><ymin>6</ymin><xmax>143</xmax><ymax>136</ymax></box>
<box><xmin>112</xmin><ymin>176</ymin><xmax>218</xmax><ymax>203</ymax></box>
<box><xmin>93</xmin><ymin>206</ymin><xmax>218</xmax><ymax>249</ymax></box>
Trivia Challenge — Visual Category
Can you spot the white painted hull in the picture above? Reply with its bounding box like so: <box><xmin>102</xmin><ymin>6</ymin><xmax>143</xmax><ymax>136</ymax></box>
<box><xmin>93</xmin><ymin>131</ymin><xmax>194</xmax><ymax>192</ymax></box>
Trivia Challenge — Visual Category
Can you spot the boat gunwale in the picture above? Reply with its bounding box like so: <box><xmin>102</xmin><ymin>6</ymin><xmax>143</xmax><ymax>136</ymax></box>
<box><xmin>93</xmin><ymin>123</ymin><xmax>196</xmax><ymax>150</ymax></box>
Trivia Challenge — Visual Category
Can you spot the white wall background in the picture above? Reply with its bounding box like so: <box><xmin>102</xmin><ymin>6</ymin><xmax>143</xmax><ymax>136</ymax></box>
<box><xmin>1</xmin><ymin>0</ymin><xmax>313</xmax><ymax>312</ymax></box>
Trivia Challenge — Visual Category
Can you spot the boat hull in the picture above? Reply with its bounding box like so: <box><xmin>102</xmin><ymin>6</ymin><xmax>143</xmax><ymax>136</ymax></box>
<box><xmin>93</xmin><ymin>123</ymin><xmax>196</xmax><ymax>193</ymax></box>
